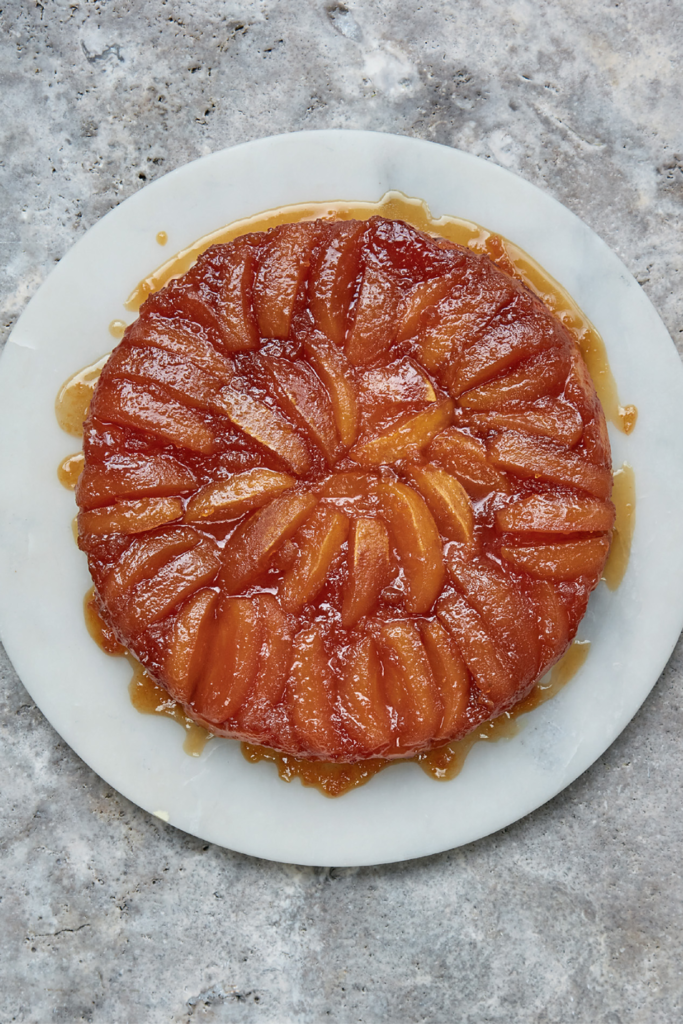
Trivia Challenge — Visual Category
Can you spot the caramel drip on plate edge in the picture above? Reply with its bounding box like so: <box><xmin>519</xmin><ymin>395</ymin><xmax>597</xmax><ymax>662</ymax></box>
<box><xmin>56</xmin><ymin>191</ymin><xmax>637</xmax><ymax>797</ymax></box>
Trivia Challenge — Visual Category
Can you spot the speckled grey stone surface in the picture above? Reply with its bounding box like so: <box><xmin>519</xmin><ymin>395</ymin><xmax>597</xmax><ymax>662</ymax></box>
<box><xmin>1</xmin><ymin>2</ymin><xmax>682</xmax><ymax>1021</ymax></box>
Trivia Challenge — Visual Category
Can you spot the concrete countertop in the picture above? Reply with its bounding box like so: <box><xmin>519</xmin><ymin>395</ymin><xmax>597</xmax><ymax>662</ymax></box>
<box><xmin>1</xmin><ymin>2</ymin><xmax>682</xmax><ymax>1021</ymax></box>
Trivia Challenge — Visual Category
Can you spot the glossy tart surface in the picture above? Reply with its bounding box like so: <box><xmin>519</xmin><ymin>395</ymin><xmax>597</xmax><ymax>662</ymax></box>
<box><xmin>77</xmin><ymin>216</ymin><xmax>613</xmax><ymax>762</ymax></box>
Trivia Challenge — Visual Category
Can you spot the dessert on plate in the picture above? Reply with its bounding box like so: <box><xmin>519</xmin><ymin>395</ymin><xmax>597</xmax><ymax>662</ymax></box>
<box><xmin>76</xmin><ymin>215</ymin><xmax>614</xmax><ymax>762</ymax></box>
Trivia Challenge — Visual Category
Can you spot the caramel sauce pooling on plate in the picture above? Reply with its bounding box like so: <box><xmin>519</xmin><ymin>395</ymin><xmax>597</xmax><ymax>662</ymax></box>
<box><xmin>60</xmin><ymin>191</ymin><xmax>637</xmax><ymax>795</ymax></box>
<box><xmin>84</xmin><ymin>588</ymin><xmax>212</xmax><ymax>757</ymax></box>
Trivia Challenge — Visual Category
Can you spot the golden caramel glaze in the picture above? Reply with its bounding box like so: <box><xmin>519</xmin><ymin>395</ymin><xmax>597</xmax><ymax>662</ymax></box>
<box><xmin>76</xmin><ymin>216</ymin><xmax>614</xmax><ymax>763</ymax></box>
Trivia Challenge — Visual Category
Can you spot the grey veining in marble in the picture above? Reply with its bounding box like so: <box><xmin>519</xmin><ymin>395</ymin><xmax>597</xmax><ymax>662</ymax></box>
<box><xmin>1</xmin><ymin>1</ymin><xmax>682</xmax><ymax>1021</ymax></box>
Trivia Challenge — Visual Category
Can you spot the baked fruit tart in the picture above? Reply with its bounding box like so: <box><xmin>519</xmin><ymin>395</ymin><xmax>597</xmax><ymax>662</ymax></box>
<box><xmin>76</xmin><ymin>216</ymin><xmax>614</xmax><ymax>762</ymax></box>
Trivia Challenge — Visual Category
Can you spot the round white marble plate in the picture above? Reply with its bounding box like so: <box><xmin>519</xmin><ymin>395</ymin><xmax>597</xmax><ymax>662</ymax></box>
<box><xmin>1</xmin><ymin>130</ymin><xmax>682</xmax><ymax>867</ymax></box>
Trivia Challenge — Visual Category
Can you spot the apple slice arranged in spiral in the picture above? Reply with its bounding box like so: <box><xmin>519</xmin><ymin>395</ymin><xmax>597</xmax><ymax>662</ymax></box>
<box><xmin>376</xmin><ymin>481</ymin><xmax>445</xmax><ymax>614</ymax></box>
<box><xmin>185</xmin><ymin>468</ymin><xmax>295</xmax><ymax>523</ymax></box>
<box><xmin>428</xmin><ymin>427</ymin><xmax>511</xmax><ymax>498</ymax></box>
<box><xmin>220</xmin><ymin>491</ymin><xmax>318</xmax><ymax>594</ymax></box>
<box><xmin>279</xmin><ymin>507</ymin><xmax>350</xmax><ymax>613</ymax></box>
<box><xmin>126</xmin><ymin>314</ymin><xmax>237</xmax><ymax>381</ymax></box>
<box><xmin>213</xmin><ymin>385</ymin><xmax>312</xmax><ymax>475</ymax></box>
<box><xmin>302</xmin><ymin>331</ymin><xmax>359</xmax><ymax>448</ymax></box>
<box><xmin>288</xmin><ymin>626</ymin><xmax>343</xmax><ymax>758</ymax></box>
<box><xmin>192</xmin><ymin>597</ymin><xmax>263</xmax><ymax>725</ymax></box>
<box><xmin>252</xmin><ymin>222</ymin><xmax>319</xmax><ymax>339</ymax></box>
<box><xmin>349</xmin><ymin>400</ymin><xmax>454</xmax><ymax>467</ymax></box>
<box><xmin>489</xmin><ymin>431</ymin><xmax>612</xmax><ymax>499</ymax></box>
<box><xmin>261</xmin><ymin>355</ymin><xmax>341</xmax><ymax>464</ymax></box>
<box><xmin>496</xmin><ymin>493</ymin><xmax>615</xmax><ymax>535</ymax></box>
<box><xmin>219</xmin><ymin>239</ymin><xmax>260</xmax><ymax>351</ymax></box>
<box><xmin>164</xmin><ymin>588</ymin><xmax>218</xmax><ymax>703</ymax></box>
<box><xmin>341</xmin><ymin>518</ymin><xmax>394</xmax><ymax>628</ymax></box>
<box><xmin>77</xmin><ymin>452</ymin><xmax>197</xmax><ymax>511</ymax></box>
<box><xmin>79</xmin><ymin>496</ymin><xmax>184</xmax><ymax>536</ymax></box>
<box><xmin>501</xmin><ymin>538</ymin><xmax>610</xmax><ymax>580</ymax></box>
<box><xmin>404</xmin><ymin>463</ymin><xmax>474</xmax><ymax>548</ymax></box>
<box><xmin>419</xmin><ymin>620</ymin><xmax>471</xmax><ymax>742</ymax></box>
<box><xmin>338</xmin><ymin>636</ymin><xmax>393</xmax><ymax>753</ymax></box>
<box><xmin>377</xmin><ymin>621</ymin><xmax>442</xmax><ymax>751</ymax></box>
<box><xmin>345</xmin><ymin>263</ymin><xmax>402</xmax><ymax>365</ymax></box>
<box><xmin>118</xmin><ymin>537</ymin><xmax>220</xmax><ymax>635</ymax></box>
<box><xmin>466</xmin><ymin>397</ymin><xmax>583</xmax><ymax>448</ymax></box>
<box><xmin>309</xmin><ymin>221</ymin><xmax>365</xmax><ymax>345</ymax></box>
<box><xmin>236</xmin><ymin>594</ymin><xmax>294</xmax><ymax>736</ymax></box>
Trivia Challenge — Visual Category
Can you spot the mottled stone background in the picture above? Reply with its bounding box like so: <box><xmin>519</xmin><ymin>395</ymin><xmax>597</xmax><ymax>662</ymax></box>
<box><xmin>1</xmin><ymin>2</ymin><xmax>682</xmax><ymax>1022</ymax></box>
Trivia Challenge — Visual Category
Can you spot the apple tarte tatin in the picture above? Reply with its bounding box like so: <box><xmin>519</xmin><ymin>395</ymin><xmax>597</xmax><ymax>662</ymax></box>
<box><xmin>76</xmin><ymin>216</ymin><xmax>613</xmax><ymax>761</ymax></box>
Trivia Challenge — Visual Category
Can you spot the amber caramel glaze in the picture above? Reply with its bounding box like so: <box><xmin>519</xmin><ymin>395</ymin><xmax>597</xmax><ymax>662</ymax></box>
<box><xmin>84</xmin><ymin>587</ymin><xmax>212</xmax><ymax>756</ymax></box>
<box><xmin>156</xmin><ymin>231</ymin><xmax>168</xmax><ymax>246</ymax></box>
<box><xmin>109</xmin><ymin>320</ymin><xmax>127</xmax><ymax>340</ymax></box>
<box><xmin>124</xmin><ymin>191</ymin><xmax>636</xmax><ymax>435</ymax></box>
<box><xmin>55</xmin><ymin>353</ymin><xmax>110</xmax><ymax>436</ymax></box>
<box><xmin>603</xmin><ymin>464</ymin><xmax>636</xmax><ymax>591</ymax></box>
<box><xmin>58</xmin><ymin>452</ymin><xmax>85</xmax><ymax>490</ymax></box>
<box><xmin>243</xmin><ymin>640</ymin><xmax>591</xmax><ymax>796</ymax></box>
<box><xmin>60</xmin><ymin>201</ymin><xmax>635</xmax><ymax>777</ymax></box>
<box><xmin>85</xmin><ymin>574</ymin><xmax>589</xmax><ymax>793</ymax></box>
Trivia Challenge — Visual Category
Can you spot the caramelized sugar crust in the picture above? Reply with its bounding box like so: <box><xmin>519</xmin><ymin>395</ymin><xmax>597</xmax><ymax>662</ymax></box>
<box><xmin>77</xmin><ymin>217</ymin><xmax>614</xmax><ymax>761</ymax></box>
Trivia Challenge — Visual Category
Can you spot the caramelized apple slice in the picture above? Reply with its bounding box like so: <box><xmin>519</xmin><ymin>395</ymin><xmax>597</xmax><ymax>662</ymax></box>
<box><xmin>236</xmin><ymin>594</ymin><xmax>294</xmax><ymax>733</ymax></box>
<box><xmin>496</xmin><ymin>494</ymin><xmax>616</xmax><ymax>534</ymax></box>
<box><xmin>341</xmin><ymin>518</ymin><xmax>393</xmax><ymax>628</ymax></box>
<box><xmin>377</xmin><ymin>481</ymin><xmax>445</xmax><ymax>614</ymax></box>
<box><xmin>395</xmin><ymin>273</ymin><xmax>460</xmax><ymax>342</ymax></box>
<box><xmin>489</xmin><ymin>431</ymin><xmax>612</xmax><ymax>499</ymax></box>
<box><xmin>119</xmin><ymin>538</ymin><xmax>221</xmax><ymax>634</ymax></box>
<box><xmin>126</xmin><ymin>315</ymin><xmax>236</xmax><ymax>381</ymax></box>
<box><xmin>466</xmin><ymin>398</ymin><xmax>583</xmax><ymax>447</ymax></box>
<box><xmin>253</xmin><ymin>223</ymin><xmax>318</xmax><ymax>338</ymax></box>
<box><xmin>164</xmin><ymin>589</ymin><xmax>218</xmax><ymax>703</ymax></box>
<box><xmin>213</xmin><ymin>385</ymin><xmax>311</xmax><ymax>475</ymax></box>
<box><xmin>100</xmin><ymin>528</ymin><xmax>200</xmax><ymax>610</ymax></box>
<box><xmin>220</xmin><ymin>491</ymin><xmax>318</xmax><ymax>594</ymax></box>
<box><xmin>185</xmin><ymin>468</ymin><xmax>295</xmax><ymax>522</ymax></box>
<box><xmin>378</xmin><ymin>622</ymin><xmax>442</xmax><ymax>750</ymax></box>
<box><xmin>261</xmin><ymin>356</ymin><xmax>341</xmax><ymax>463</ymax></box>
<box><xmin>349</xmin><ymin>400</ymin><xmax>454</xmax><ymax>467</ymax></box>
<box><xmin>302</xmin><ymin>332</ymin><xmax>359</xmax><ymax>447</ymax></box>
<box><xmin>419</xmin><ymin>620</ymin><xmax>470</xmax><ymax>741</ymax></box>
<box><xmin>358</xmin><ymin>356</ymin><xmax>438</xmax><ymax>411</ymax></box>
<box><xmin>415</xmin><ymin>266</ymin><xmax>516</xmax><ymax>371</ymax></box>
<box><xmin>338</xmin><ymin>637</ymin><xmax>393</xmax><ymax>752</ymax></box>
<box><xmin>91</xmin><ymin>378</ymin><xmax>217</xmax><ymax>454</ymax></box>
<box><xmin>528</xmin><ymin>579</ymin><xmax>570</xmax><ymax>667</ymax></box>
<box><xmin>77</xmin><ymin>454</ymin><xmax>197</xmax><ymax>511</ymax></box>
<box><xmin>428</xmin><ymin>428</ymin><xmax>511</xmax><ymax>498</ymax></box>
<box><xmin>345</xmin><ymin>264</ymin><xmax>402</xmax><ymax>365</ymax></box>
<box><xmin>404</xmin><ymin>464</ymin><xmax>474</xmax><ymax>547</ymax></box>
<box><xmin>288</xmin><ymin>626</ymin><xmax>343</xmax><ymax>757</ymax></box>
<box><xmin>108</xmin><ymin>346</ymin><xmax>224</xmax><ymax>408</ymax></box>
<box><xmin>437</xmin><ymin>594</ymin><xmax>516</xmax><ymax>706</ymax></box>
<box><xmin>192</xmin><ymin>597</ymin><xmax>262</xmax><ymax>725</ymax></box>
<box><xmin>448</xmin><ymin>555</ymin><xmax>539</xmax><ymax>684</ymax></box>
<box><xmin>144</xmin><ymin>285</ymin><xmax>239</xmax><ymax>354</ymax></box>
<box><xmin>79</xmin><ymin>496</ymin><xmax>183</xmax><ymax>536</ymax></box>
<box><xmin>501</xmin><ymin>538</ymin><xmax>610</xmax><ymax>580</ymax></box>
<box><xmin>449</xmin><ymin>293</ymin><xmax>561</xmax><ymax>395</ymax></box>
<box><xmin>458</xmin><ymin>347</ymin><xmax>570</xmax><ymax>410</ymax></box>
<box><xmin>220</xmin><ymin>241</ymin><xmax>259</xmax><ymax>351</ymax></box>
<box><xmin>279</xmin><ymin>507</ymin><xmax>349</xmax><ymax>613</ymax></box>
<box><xmin>318</xmin><ymin>472</ymin><xmax>370</xmax><ymax>500</ymax></box>
<box><xmin>309</xmin><ymin>221</ymin><xmax>365</xmax><ymax>345</ymax></box>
